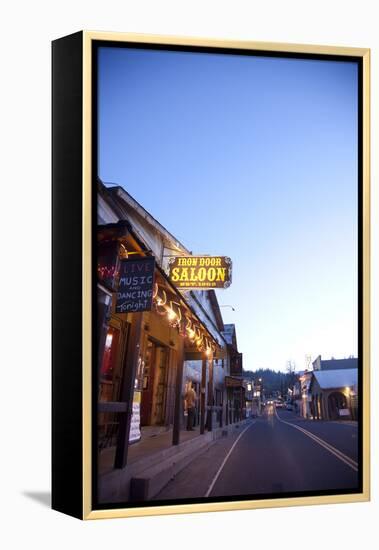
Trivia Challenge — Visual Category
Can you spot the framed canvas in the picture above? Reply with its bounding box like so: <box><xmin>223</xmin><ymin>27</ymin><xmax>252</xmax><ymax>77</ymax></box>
<box><xmin>52</xmin><ymin>31</ymin><xmax>370</xmax><ymax>520</ymax></box>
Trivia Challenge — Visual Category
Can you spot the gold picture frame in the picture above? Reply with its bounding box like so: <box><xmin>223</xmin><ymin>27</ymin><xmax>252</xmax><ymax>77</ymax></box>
<box><xmin>52</xmin><ymin>31</ymin><xmax>370</xmax><ymax>520</ymax></box>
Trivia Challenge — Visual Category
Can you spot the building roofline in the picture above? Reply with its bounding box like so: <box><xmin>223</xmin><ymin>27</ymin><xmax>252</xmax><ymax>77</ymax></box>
<box><xmin>103</xmin><ymin>180</ymin><xmax>191</xmax><ymax>255</ymax></box>
<box><xmin>97</xmin><ymin>220</ymin><xmax>222</xmax><ymax>347</ymax></box>
<box><xmin>310</xmin><ymin>368</ymin><xmax>358</xmax><ymax>391</ymax></box>
<box><xmin>98</xmin><ymin>179</ymin><xmax>229</xmax><ymax>346</ymax></box>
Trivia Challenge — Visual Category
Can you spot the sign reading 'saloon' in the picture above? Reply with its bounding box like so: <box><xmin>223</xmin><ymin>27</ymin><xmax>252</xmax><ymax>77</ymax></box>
<box><xmin>168</xmin><ymin>256</ymin><xmax>232</xmax><ymax>289</ymax></box>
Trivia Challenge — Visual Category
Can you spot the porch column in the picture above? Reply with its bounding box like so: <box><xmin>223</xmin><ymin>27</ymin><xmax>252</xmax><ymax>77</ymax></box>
<box><xmin>114</xmin><ymin>311</ymin><xmax>143</xmax><ymax>469</ymax></box>
<box><xmin>319</xmin><ymin>394</ymin><xmax>324</xmax><ymax>420</ymax></box>
<box><xmin>207</xmin><ymin>355</ymin><xmax>214</xmax><ymax>431</ymax></box>
<box><xmin>200</xmin><ymin>355</ymin><xmax>207</xmax><ymax>435</ymax></box>
<box><xmin>172</xmin><ymin>336</ymin><xmax>185</xmax><ymax>446</ymax></box>
<box><xmin>324</xmin><ymin>391</ymin><xmax>331</xmax><ymax>420</ymax></box>
<box><xmin>219</xmin><ymin>390</ymin><xmax>223</xmax><ymax>428</ymax></box>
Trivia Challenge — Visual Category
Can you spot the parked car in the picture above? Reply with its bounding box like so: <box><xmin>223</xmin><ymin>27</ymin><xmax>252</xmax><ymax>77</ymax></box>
<box><xmin>275</xmin><ymin>400</ymin><xmax>284</xmax><ymax>408</ymax></box>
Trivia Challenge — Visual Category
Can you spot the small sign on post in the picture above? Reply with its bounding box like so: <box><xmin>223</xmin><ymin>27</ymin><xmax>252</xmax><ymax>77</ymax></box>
<box><xmin>225</xmin><ymin>376</ymin><xmax>243</xmax><ymax>388</ymax></box>
<box><xmin>116</xmin><ymin>256</ymin><xmax>155</xmax><ymax>314</ymax></box>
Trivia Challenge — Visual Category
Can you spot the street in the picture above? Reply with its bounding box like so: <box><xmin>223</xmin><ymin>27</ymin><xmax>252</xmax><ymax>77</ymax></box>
<box><xmin>154</xmin><ymin>404</ymin><xmax>359</xmax><ymax>501</ymax></box>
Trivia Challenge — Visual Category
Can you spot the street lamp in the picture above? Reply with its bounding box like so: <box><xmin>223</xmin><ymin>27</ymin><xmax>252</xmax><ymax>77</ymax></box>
<box><xmin>219</xmin><ymin>305</ymin><xmax>236</xmax><ymax>311</ymax></box>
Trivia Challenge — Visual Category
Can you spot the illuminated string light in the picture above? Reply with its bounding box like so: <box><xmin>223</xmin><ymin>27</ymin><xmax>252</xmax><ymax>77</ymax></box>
<box><xmin>169</xmin><ymin>301</ymin><xmax>182</xmax><ymax>321</ymax></box>
<box><xmin>151</xmin><ymin>284</ymin><xmax>219</xmax><ymax>350</ymax></box>
<box><xmin>187</xmin><ymin>328</ymin><xmax>196</xmax><ymax>341</ymax></box>
<box><xmin>152</xmin><ymin>282</ymin><xmax>159</xmax><ymax>299</ymax></box>
<box><xmin>156</xmin><ymin>289</ymin><xmax>167</xmax><ymax>306</ymax></box>
<box><xmin>167</xmin><ymin>308</ymin><xmax>177</xmax><ymax>321</ymax></box>
<box><xmin>97</xmin><ymin>264</ymin><xmax>118</xmax><ymax>279</ymax></box>
<box><xmin>118</xmin><ymin>243</ymin><xmax>128</xmax><ymax>259</ymax></box>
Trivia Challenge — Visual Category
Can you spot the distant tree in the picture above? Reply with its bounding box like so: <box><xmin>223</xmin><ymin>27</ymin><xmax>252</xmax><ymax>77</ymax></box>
<box><xmin>286</xmin><ymin>360</ymin><xmax>296</xmax><ymax>374</ymax></box>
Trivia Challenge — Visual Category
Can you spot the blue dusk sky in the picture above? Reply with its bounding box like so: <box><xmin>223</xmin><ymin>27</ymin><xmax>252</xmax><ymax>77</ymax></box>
<box><xmin>98</xmin><ymin>46</ymin><xmax>358</xmax><ymax>373</ymax></box>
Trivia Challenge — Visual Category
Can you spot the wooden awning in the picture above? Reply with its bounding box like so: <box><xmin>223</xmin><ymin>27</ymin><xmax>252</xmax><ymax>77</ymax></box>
<box><xmin>97</xmin><ymin>222</ymin><xmax>222</xmax><ymax>352</ymax></box>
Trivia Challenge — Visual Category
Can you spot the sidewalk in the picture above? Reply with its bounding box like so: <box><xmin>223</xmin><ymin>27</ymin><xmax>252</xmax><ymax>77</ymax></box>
<box><xmin>99</xmin><ymin>424</ymin><xmax>203</xmax><ymax>475</ymax></box>
<box><xmin>128</xmin><ymin>425</ymin><xmax>202</xmax><ymax>465</ymax></box>
<box><xmin>98</xmin><ymin>419</ymin><xmax>250</xmax><ymax>503</ymax></box>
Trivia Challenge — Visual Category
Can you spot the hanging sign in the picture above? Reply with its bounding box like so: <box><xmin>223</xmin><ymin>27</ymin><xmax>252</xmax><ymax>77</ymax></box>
<box><xmin>225</xmin><ymin>376</ymin><xmax>243</xmax><ymax>388</ymax></box>
<box><xmin>115</xmin><ymin>256</ymin><xmax>155</xmax><ymax>313</ymax></box>
<box><xmin>167</xmin><ymin>256</ymin><xmax>232</xmax><ymax>289</ymax></box>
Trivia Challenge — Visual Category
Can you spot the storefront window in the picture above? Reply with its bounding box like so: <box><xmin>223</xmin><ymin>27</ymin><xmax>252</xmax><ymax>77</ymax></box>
<box><xmin>99</xmin><ymin>325</ymin><xmax>120</xmax><ymax>401</ymax></box>
<box><xmin>98</xmin><ymin>322</ymin><xmax>123</xmax><ymax>466</ymax></box>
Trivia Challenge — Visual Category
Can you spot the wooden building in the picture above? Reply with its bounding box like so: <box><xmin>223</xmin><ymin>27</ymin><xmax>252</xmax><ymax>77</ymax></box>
<box><xmin>222</xmin><ymin>324</ymin><xmax>245</xmax><ymax>422</ymax></box>
<box><xmin>96</xmin><ymin>180</ymin><xmax>240</xmax><ymax>501</ymax></box>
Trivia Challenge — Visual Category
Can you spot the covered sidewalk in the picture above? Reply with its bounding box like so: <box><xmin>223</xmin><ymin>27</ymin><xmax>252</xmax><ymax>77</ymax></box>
<box><xmin>98</xmin><ymin>417</ymin><xmax>249</xmax><ymax>502</ymax></box>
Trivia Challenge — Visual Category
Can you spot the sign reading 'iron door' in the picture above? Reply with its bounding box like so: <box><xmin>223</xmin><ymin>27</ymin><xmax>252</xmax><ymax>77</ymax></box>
<box><xmin>116</xmin><ymin>256</ymin><xmax>155</xmax><ymax>313</ymax></box>
<box><xmin>168</xmin><ymin>256</ymin><xmax>232</xmax><ymax>289</ymax></box>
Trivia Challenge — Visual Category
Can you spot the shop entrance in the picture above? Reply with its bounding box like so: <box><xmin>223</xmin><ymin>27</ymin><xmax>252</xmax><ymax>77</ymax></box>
<box><xmin>141</xmin><ymin>339</ymin><xmax>169</xmax><ymax>426</ymax></box>
<box><xmin>328</xmin><ymin>391</ymin><xmax>347</xmax><ymax>420</ymax></box>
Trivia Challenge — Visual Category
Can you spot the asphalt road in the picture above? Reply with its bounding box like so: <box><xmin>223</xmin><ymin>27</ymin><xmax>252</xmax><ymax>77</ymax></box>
<box><xmin>208</xmin><ymin>405</ymin><xmax>359</xmax><ymax>498</ymax></box>
<box><xmin>154</xmin><ymin>405</ymin><xmax>359</xmax><ymax>501</ymax></box>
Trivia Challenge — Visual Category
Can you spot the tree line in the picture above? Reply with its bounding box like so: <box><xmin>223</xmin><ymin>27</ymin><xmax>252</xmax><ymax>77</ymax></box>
<box><xmin>243</xmin><ymin>367</ymin><xmax>298</xmax><ymax>397</ymax></box>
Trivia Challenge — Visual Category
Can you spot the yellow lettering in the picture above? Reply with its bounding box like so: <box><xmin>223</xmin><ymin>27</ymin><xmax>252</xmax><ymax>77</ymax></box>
<box><xmin>190</xmin><ymin>267</ymin><xmax>198</xmax><ymax>281</ymax></box>
<box><xmin>208</xmin><ymin>267</ymin><xmax>216</xmax><ymax>281</ymax></box>
<box><xmin>171</xmin><ymin>267</ymin><xmax>180</xmax><ymax>281</ymax></box>
<box><xmin>198</xmin><ymin>267</ymin><xmax>206</xmax><ymax>281</ymax></box>
<box><xmin>180</xmin><ymin>268</ymin><xmax>189</xmax><ymax>281</ymax></box>
<box><xmin>216</xmin><ymin>267</ymin><xmax>226</xmax><ymax>281</ymax></box>
<box><xmin>171</xmin><ymin>261</ymin><xmax>228</xmax><ymax>286</ymax></box>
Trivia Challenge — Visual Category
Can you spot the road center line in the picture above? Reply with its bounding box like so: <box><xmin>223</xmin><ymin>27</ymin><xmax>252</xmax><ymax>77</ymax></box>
<box><xmin>204</xmin><ymin>421</ymin><xmax>256</xmax><ymax>497</ymax></box>
<box><xmin>274</xmin><ymin>409</ymin><xmax>358</xmax><ymax>471</ymax></box>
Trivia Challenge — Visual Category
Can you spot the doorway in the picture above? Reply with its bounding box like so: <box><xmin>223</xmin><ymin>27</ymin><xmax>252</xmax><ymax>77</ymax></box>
<box><xmin>140</xmin><ymin>339</ymin><xmax>169</xmax><ymax>426</ymax></box>
<box><xmin>328</xmin><ymin>391</ymin><xmax>347</xmax><ymax>420</ymax></box>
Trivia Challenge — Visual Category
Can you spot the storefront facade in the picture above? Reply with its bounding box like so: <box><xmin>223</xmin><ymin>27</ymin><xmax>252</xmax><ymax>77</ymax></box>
<box><xmin>96</xmin><ymin>180</ymin><xmax>238</xmax><ymax>502</ymax></box>
<box><xmin>309</xmin><ymin>369</ymin><xmax>358</xmax><ymax>421</ymax></box>
<box><xmin>222</xmin><ymin>324</ymin><xmax>245</xmax><ymax>422</ymax></box>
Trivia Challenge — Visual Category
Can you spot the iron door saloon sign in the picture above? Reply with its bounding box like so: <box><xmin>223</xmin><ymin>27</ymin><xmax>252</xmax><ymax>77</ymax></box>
<box><xmin>168</xmin><ymin>256</ymin><xmax>232</xmax><ymax>289</ymax></box>
<box><xmin>116</xmin><ymin>256</ymin><xmax>155</xmax><ymax>313</ymax></box>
